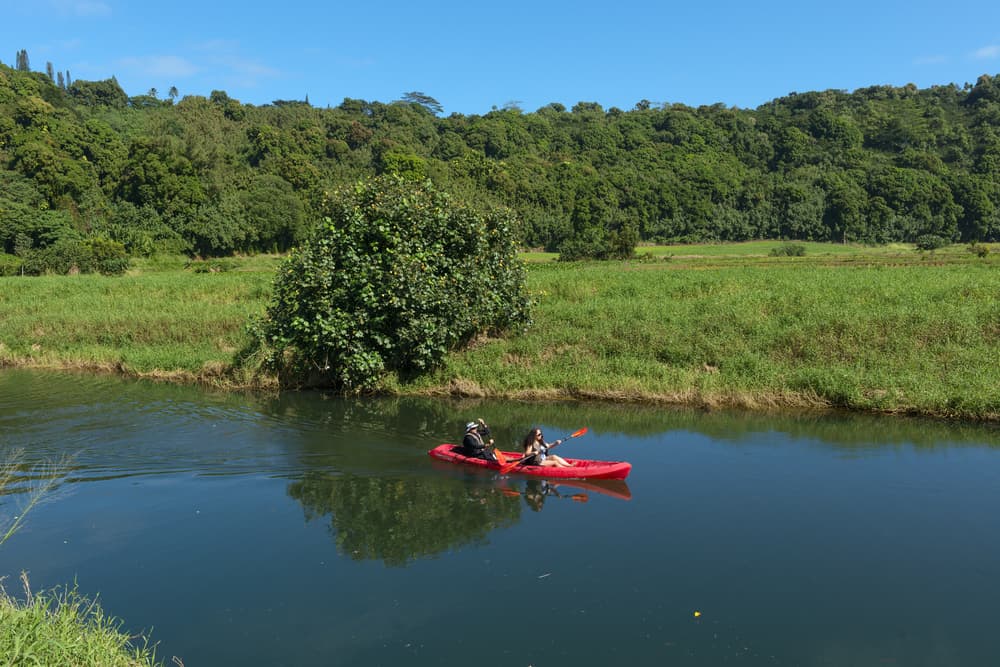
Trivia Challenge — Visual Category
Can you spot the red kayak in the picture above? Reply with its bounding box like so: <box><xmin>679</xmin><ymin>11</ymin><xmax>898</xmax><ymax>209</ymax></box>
<box><xmin>428</xmin><ymin>443</ymin><xmax>632</xmax><ymax>480</ymax></box>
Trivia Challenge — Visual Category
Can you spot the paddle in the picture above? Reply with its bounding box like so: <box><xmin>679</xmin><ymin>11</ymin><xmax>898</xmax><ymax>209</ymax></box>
<box><xmin>493</xmin><ymin>447</ymin><xmax>510</xmax><ymax>466</ymax></box>
<box><xmin>499</xmin><ymin>427</ymin><xmax>588</xmax><ymax>474</ymax></box>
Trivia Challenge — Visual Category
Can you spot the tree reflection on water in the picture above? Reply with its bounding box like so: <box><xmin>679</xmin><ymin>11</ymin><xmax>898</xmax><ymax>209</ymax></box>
<box><xmin>287</xmin><ymin>473</ymin><xmax>520</xmax><ymax>566</ymax></box>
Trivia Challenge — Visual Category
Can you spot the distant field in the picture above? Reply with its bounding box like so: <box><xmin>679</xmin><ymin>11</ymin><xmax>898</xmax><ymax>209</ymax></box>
<box><xmin>521</xmin><ymin>241</ymin><xmax>996</xmax><ymax>263</ymax></box>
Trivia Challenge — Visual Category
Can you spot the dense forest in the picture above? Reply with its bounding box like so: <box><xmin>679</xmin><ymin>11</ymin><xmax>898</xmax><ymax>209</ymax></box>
<box><xmin>2</xmin><ymin>54</ymin><xmax>1000</xmax><ymax>273</ymax></box>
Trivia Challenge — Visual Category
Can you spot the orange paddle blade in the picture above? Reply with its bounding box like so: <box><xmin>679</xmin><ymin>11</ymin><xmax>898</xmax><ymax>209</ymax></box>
<box><xmin>493</xmin><ymin>449</ymin><xmax>509</xmax><ymax>465</ymax></box>
<box><xmin>499</xmin><ymin>455</ymin><xmax>528</xmax><ymax>474</ymax></box>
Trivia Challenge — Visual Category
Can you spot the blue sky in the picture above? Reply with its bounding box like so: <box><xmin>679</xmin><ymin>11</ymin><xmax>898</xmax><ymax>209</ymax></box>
<box><xmin>3</xmin><ymin>0</ymin><xmax>1000</xmax><ymax>114</ymax></box>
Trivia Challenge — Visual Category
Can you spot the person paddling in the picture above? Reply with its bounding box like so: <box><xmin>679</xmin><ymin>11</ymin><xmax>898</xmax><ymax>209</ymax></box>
<box><xmin>521</xmin><ymin>427</ymin><xmax>573</xmax><ymax>468</ymax></box>
<box><xmin>462</xmin><ymin>418</ymin><xmax>496</xmax><ymax>461</ymax></box>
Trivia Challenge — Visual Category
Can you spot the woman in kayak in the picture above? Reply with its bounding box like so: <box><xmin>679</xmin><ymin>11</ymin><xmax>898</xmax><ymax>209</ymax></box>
<box><xmin>521</xmin><ymin>427</ymin><xmax>573</xmax><ymax>468</ymax></box>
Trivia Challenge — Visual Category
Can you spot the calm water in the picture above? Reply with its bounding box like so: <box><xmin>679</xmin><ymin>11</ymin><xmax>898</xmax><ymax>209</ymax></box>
<box><xmin>1</xmin><ymin>369</ymin><xmax>999</xmax><ymax>666</ymax></box>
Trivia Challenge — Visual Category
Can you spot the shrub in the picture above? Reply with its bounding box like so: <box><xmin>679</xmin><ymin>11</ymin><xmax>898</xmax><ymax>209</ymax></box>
<box><xmin>557</xmin><ymin>221</ymin><xmax>638</xmax><ymax>261</ymax></box>
<box><xmin>84</xmin><ymin>238</ymin><xmax>130</xmax><ymax>275</ymax></box>
<box><xmin>915</xmin><ymin>234</ymin><xmax>948</xmax><ymax>251</ymax></box>
<box><xmin>249</xmin><ymin>176</ymin><xmax>531</xmax><ymax>390</ymax></box>
<box><xmin>17</xmin><ymin>238</ymin><xmax>129</xmax><ymax>275</ymax></box>
<box><xmin>0</xmin><ymin>253</ymin><xmax>22</xmax><ymax>276</ymax></box>
<box><xmin>188</xmin><ymin>258</ymin><xmax>235</xmax><ymax>273</ymax></box>
<box><xmin>769</xmin><ymin>243</ymin><xmax>807</xmax><ymax>257</ymax></box>
<box><xmin>967</xmin><ymin>242</ymin><xmax>990</xmax><ymax>258</ymax></box>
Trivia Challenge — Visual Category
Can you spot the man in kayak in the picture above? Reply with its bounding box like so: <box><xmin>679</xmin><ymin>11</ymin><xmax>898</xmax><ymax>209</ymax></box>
<box><xmin>462</xmin><ymin>419</ymin><xmax>496</xmax><ymax>461</ymax></box>
<box><xmin>521</xmin><ymin>427</ymin><xmax>573</xmax><ymax>467</ymax></box>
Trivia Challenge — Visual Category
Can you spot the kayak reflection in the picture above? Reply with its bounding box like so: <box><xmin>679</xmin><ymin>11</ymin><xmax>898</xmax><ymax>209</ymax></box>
<box><xmin>500</xmin><ymin>477</ymin><xmax>633</xmax><ymax>510</ymax></box>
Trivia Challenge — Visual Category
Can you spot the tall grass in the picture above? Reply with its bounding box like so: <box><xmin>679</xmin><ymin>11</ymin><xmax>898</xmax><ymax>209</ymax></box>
<box><xmin>411</xmin><ymin>260</ymin><xmax>1000</xmax><ymax>420</ymax></box>
<box><xmin>0</xmin><ymin>573</ymin><xmax>160</xmax><ymax>666</ymax></box>
<box><xmin>0</xmin><ymin>267</ymin><xmax>273</xmax><ymax>378</ymax></box>
<box><xmin>1</xmin><ymin>452</ymin><xmax>162</xmax><ymax>666</ymax></box>
<box><xmin>1</xmin><ymin>250</ymin><xmax>996</xmax><ymax>419</ymax></box>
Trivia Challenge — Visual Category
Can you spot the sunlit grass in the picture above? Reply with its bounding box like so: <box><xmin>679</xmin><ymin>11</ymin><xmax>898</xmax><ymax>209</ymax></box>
<box><xmin>1</xmin><ymin>248</ymin><xmax>997</xmax><ymax>418</ymax></box>
<box><xmin>0</xmin><ymin>267</ymin><xmax>273</xmax><ymax>375</ymax></box>
<box><xmin>412</xmin><ymin>259</ymin><xmax>1000</xmax><ymax>420</ymax></box>
<box><xmin>0</xmin><ymin>573</ymin><xmax>160</xmax><ymax>667</ymax></box>
<box><xmin>521</xmin><ymin>241</ymin><xmax>998</xmax><ymax>263</ymax></box>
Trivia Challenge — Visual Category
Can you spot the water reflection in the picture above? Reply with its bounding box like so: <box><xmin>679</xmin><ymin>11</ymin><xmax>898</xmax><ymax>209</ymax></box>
<box><xmin>284</xmin><ymin>470</ymin><xmax>632</xmax><ymax>566</ymax></box>
<box><xmin>287</xmin><ymin>472</ymin><xmax>519</xmax><ymax>566</ymax></box>
<box><xmin>3</xmin><ymin>369</ymin><xmax>1000</xmax><ymax>666</ymax></box>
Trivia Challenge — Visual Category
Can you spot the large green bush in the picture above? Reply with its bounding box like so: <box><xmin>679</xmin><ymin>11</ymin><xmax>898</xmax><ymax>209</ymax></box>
<box><xmin>251</xmin><ymin>176</ymin><xmax>530</xmax><ymax>390</ymax></box>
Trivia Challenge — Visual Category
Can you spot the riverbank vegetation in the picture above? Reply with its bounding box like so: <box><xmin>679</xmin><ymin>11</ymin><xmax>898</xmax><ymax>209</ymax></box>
<box><xmin>1</xmin><ymin>243</ymin><xmax>996</xmax><ymax>420</ymax></box>
<box><xmin>0</xmin><ymin>574</ymin><xmax>160</xmax><ymax>666</ymax></box>
<box><xmin>0</xmin><ymin>451</ymin><xmax>161</xmax><ymax>666</ymax></box>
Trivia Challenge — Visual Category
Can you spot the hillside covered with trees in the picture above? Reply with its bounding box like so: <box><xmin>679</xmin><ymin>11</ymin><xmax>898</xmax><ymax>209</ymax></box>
<box><xmin>2</xmin><ymin>55</ymin><xmax>1000</xmax><ymax>273</ymax></box>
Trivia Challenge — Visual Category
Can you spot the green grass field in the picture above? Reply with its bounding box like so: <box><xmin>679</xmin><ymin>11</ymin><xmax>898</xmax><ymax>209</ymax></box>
<box><xmin>0</xmin><ymin>255</ymin><xmax>279</xmax><ymax>378</ymax></box>
<box><xmin>410</xmin><ymin>259</ymin><xmax>999</xmax><ymax>419</ymax></box>
<box><xmin>1</xmin><ymin>246</ymin><xmax>997</xmax><ymax>419</ymax></box>
<box><xmin>522</xmin><ymin>240</ymin><xmax>992</xmax><ymax>263</ymax></box>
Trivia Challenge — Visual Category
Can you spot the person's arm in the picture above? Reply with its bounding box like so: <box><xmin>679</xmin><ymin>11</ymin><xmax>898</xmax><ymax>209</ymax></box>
<box><xmin>542</xmin><ymin>438</ymin><xmax>563</xmax><ymax>453</ymax></box>
<box><xmin>477</xmin><ymin>418</ymin><xmax>494</xmax><ymax>446</ymax></box>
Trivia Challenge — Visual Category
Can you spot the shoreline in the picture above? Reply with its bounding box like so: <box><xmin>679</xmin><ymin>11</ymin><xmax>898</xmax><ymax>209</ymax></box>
<box><xmin>3</xmin><ymin>357</ymin><xmax>995</xmax><ymax>424</ymax></box>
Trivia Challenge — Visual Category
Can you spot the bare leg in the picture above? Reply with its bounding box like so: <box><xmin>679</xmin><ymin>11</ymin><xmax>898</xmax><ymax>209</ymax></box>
<box><xmin>549</xmin><ymin>454</ymin><xmax>572</xmax><ymax>467</ymax></box>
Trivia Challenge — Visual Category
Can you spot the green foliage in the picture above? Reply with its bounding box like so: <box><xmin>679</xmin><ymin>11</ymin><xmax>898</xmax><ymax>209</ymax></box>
<box><xmin>17</xmin><ymin>236</ymin><xmax>129</xmax><ymax>275</ymax></box>
<box><xmin>915</xmin><ymin>234</ymin><xmax>948</xmax><ymax>251</ymax></box>
<box><xmin>2</xmin><ymin>60</ymin><xmax>1000</xmax><ymax>267</ymax></box>
<box><xmin>967</xmin><ymin>242</ymin><xmax>990</xmax><ymax>258</ymax></box>
<box><xmin>95</xmin><ymin>201</ymin><xmax>189</xmax><ymax>256</ymax></box>
<box><xmin>769</xmin><ymin>243</ymin><xmax>807</xmax><ymax>256</ymax></box>
<box><xmin>250</xmin><ymin>176</ymin><xmax>530</xmax><ymax>390</ymax></box>
<box><xmin>187</xmin><ymin>257</ymin><xmax>236</xmax><ymax>273</ymax></box>
<box><xmin>0</xmin><ymin>576</ymin><xmax>158</xmax><ymax>666</ymax></box>
<box><xmin>84</xmin><ymin>237</ymin><xmax>130</xmax><ymax>274</ymax></box>
<box><xmin>67</xmin><ymin>76</ymin><xmax>128</xmax><ymax>107</ymax></box>
<box><xmin>0</xmin><ymin>253</ymin><xmax>22</xmax><ymax>276</ymax></box>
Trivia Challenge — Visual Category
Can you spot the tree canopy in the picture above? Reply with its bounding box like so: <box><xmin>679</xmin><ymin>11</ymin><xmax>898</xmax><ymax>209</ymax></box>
<box><xmin>249</xmin><ymin>175</ymin><xmax>530</xmax><ymax>390</ymax></box>
<box><xmin>1</xmin><ymin>59</ymin><xmax>1000</xmax><ymax>273</ymax></box>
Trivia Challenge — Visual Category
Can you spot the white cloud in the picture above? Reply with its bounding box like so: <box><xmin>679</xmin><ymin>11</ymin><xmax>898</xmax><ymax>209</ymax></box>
<box><xmin>973</xmin><ymin>45</ymin><xmax>1000</xmax><ymax>60</ymax></box>
<box><xmin>175</xmin><ymin>40</ymin><xmax>281</xmax><ymax>87</ymax></box>
<box><xmin>50</xmin><ymin>0</ymin><xmax>111</xmax><ymax>17</ymax></box>
<box><xmin>116</xmin><ymin>55</ymin><xmax>200</xmax><ymax>78</ymax></box>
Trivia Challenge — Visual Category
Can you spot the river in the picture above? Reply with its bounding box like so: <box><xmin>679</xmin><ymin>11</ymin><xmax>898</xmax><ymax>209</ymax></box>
<box><xmin>1</xmin><ymin>369</ymin><xmax>998</xmax><ymax>666</ymax></box>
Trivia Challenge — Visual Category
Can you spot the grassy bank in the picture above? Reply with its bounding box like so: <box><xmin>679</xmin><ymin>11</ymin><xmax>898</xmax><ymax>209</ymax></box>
<box><xmin>0</xmin><ymin>247</ymin><xmax>997</xmax><ymax>420</ymax></box>
<box><xmin>0</xmin><ymin>574</ymin><xmax>160</xmax><ymax>666</ymax></box>
<box><xmin>412</xmin><ymin>257</ymin><xmax>999</xmax><ymax>420</ymax></box>
<box><xmin>0</xmin><ymin>255</ymin><xmax>276</xmax><ymax>381</ymax></box>
<box><xmin>1</xmin><ymin>451</ymin><xmax>162</xmax><ymax>666</ymax></box>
